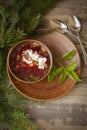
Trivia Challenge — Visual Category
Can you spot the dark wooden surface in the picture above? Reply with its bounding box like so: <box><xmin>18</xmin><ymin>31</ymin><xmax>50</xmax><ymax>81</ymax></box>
<box><xmin>26</xmin><ymin>0</ymin><xmax>87</xmax><ymax>130</ymax></box>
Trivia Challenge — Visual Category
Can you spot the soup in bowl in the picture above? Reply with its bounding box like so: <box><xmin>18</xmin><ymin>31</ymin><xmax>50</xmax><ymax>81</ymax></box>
<box><xmin>7</xmin><ymin>39</ymin><xmax>53</xmax><ymax>83</ymax></box>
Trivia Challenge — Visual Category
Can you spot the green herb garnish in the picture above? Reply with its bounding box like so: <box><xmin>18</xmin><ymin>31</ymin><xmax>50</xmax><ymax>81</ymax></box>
<box><xmin>48</xmin><ymin>65</ymin><xmax>64</xmax><ymax>82</ymax></box>
<box><xmin>61</xmin><ymin>50</ymin><xmax>76</xmax><ymax>60</ymax></box>
<box><xmin>48</xmin><ymin>50</ymin><xmax>81</xmax><ymax>83</ymax></box>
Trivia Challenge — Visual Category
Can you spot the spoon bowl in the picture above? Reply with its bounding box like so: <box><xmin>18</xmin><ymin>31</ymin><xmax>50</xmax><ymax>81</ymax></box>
<box><xmin>68</xmin><ymin>16</ymin><xmax>81</xmax><ymax>34</ymax></box>
<box><xmin>50</xmin><ymin>19</ymin><xmax>69</xmax><ymax>34</ymax></box>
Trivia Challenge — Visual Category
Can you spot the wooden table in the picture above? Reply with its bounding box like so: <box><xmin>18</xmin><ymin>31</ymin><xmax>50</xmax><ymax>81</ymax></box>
<box><xmin>27</xmin><ymin>0</ymin><xmax>87</xmax><ymax>130</ymax></box>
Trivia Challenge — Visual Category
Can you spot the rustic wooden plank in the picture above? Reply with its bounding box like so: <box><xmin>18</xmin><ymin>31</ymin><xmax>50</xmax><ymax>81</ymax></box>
<box><xmin>27</xmin><ymin>0</ymin><xmax>87</xmax><ymax>130</ymax></box>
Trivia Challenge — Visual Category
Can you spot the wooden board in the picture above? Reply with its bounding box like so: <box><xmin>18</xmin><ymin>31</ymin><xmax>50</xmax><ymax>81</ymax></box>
<box><xmin>27</xmin><ymin>0</ymin><xmax>87</xmax><ymax>130</ymax></box>
<box><xmin>7</xmin><ymin>31</ymin><xmax>81</xmax><ymax>101</ymax></box>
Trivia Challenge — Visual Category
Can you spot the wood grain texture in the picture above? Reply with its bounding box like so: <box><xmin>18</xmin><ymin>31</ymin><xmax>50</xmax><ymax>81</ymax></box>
<box><xmin>26</xmin><ymin>0</ymin><xmax>87</xmax><ymax>130</ymax></box>
<box><xmin>7</xmin><ymin>32</ymin><xmax>81</xmax><ymax>101</ymax></box>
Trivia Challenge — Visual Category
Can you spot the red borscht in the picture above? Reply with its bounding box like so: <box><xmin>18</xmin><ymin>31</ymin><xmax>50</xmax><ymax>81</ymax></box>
<box><xmin>9</xmin><ymin>40</ymin><xmax>52</xmax><ymax>83</ymax></box>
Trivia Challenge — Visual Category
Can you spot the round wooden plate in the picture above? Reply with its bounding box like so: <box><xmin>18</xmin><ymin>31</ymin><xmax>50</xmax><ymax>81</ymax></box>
<box><xmin>7</xmin><ymin>31</ymin><xmax>81</xmax><ymax>101</ymax></box>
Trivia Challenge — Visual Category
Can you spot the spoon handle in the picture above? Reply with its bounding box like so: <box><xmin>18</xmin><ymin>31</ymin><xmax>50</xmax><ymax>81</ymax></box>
<box><xmin>66</xmin><ymin>31</ymin><xmax>87</xmax><ymax>45</ymax></box>
<box><xmin>77</xmin><ymin>34</ymin><xmax>87</xmax><ymax>66</ymax></box>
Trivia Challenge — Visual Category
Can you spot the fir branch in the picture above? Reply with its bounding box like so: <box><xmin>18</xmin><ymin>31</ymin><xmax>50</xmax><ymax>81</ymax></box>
<box><xmin>0</xmin><ymin>5</ymin><xmax>6</xmax><ymax>35</ymax></box>
<box><xmin>0</xmin><ymin>5</ymin><xmax>6</xmax><ymax>47</ymax></box>
<box><xmin>0</xmin><ymin>52</ymin><xmax>3</xmax><ymax>75</ymax></box>
<box><xmin>0</xmin><ymin>0</ymin><xmax>60</xmax><ymax>130</ymax></box>
<box><xmin>9</xmin><ymin>0</ymin><xmax>25</xmax><ymax>11</ymax></box>
<box><xmin>18</xmin><ymin>7</ymin><xmax>41</xmax><ymax>34</ymax></box>
<box><xmin>0</xmin><ymin>70</ymin><xmax>38</xmax><ymax>130</ymax></box>
<box><xmin>26</xmin><ymin>13</ymin><xmax>41</xmax><ymax>34</ymax></box>
<box><xmin>0</xmin><ymin>5</ymin><xmax>26</xmax><ymax>47</ymax></box>
<box><xmin>11</xmin><ymin>111</ymin><xmax>37</xmax><ymax>130</ymax></box>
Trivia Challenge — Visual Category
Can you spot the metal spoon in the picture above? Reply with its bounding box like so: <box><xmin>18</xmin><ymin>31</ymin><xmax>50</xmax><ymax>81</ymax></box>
<box><xmin>50</xmin><ymin>18</ymin><xmax>87</xmax><ymax>66</ymax></box>
<box><xmin>50</xmin><ymin>19</ymin><xmax>81</xmax><ymax>43</ymax></box>
<box><xmin>50</xmin><ymin>19</ymin><xmax>87</xmax><ymax>44</ymax></box>
<box><xmin>68</xmin><ymin>16</ymin><xmax>87</xmax><ymax>66</ymax></box>
<box><xmin>50</xmin><ymin>19</ymin><xmax>71</xmax><ymax>34</ymax></box>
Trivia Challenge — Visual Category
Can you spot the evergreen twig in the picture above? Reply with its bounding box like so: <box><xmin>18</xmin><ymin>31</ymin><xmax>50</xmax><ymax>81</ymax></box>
<box><xmin>0</xmin><ymin>0</ymin><xmax>62</xmax><ymax>129</ymax></box>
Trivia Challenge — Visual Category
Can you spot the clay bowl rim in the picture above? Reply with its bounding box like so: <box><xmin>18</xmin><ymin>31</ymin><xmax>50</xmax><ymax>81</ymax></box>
<box><xmin>7</xmin><ymin>39</ymin><xmax>53</xmax><ymax>84</ymax></box>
